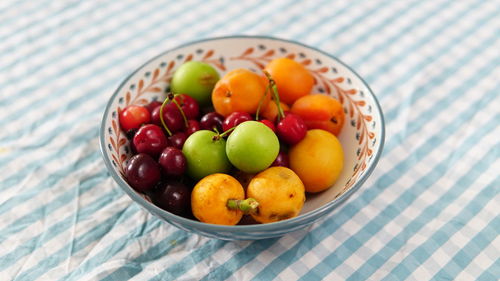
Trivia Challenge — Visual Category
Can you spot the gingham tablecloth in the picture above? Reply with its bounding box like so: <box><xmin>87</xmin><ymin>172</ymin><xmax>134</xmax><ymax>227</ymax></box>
<box><xmin>1</xmin><ymin>0</ymin><xmax>499</xmax><ymax>280</ymax></box>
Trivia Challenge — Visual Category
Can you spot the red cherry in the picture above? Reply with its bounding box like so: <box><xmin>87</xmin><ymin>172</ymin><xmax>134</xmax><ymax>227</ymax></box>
<box><xmin>277</xmin><ymin>113</ymin><xmax>307</xmax><ymax>145</ymax></box>
<box><xmin>145</xmin><ymin>101</ymin><xmax>162</xmax><ymax>113</ymax></box>
<box><xmin>174</xmin><ymin>94</ymin><xmax>199</xmax><ymax>120</ymax></box>
<box><xmin>158</xmin><ymin>147</ymin><xmax>186</xmax><ymax>177</ymax></box>
<box><xmin>200</xmin><ymin>112</ymin><xmax>224</xmax><ymax>132</ymax></box>
<box><xmin>151</xmin><ymin>106</ymin><xmax>161</xmax><ymax>126</ymax></box>
<box><xmin>125</xmin><ymin>153</ymin><xmax>161</xmax><ymax>192</ymax></box>
<box><xmin>222</xmin><ymin>111</ymin><xmax>253</xmax><ymax>132</ymax></box>
<box><xmin>260</xmin><ymin>119</ymin><xmax>276</xmax><ymax>132</ymax></box>
<box><xmin>153</xmin><ymin>181</ymin><xmax>191</xmax><ymax>216</ymax></box>
<box><xmin>133</xmin><ymin>124</ymin><xmax>169</xmax><ymax>158</ymax></box>
<box><xmin>161</xmin><ymin>103</ymin><xmax>185</xmax><ymax>133</ymax></box>
<box><xmin>186</xmin><ymin>120</ymin><xmax>200</xmax><ymax>136</ymax></box>
<box><xmin>119</xmin><ymin>105</ymin><xmax>151</xmax><ymax>132</ymax></box>
<box><xmin>169</xmin><ymin>132</ymin><xmax>188</xmax><ymax>149</ymax></box>
<box><xmin>271</xmin><ymin>151</ymin><xmax>289</xmax><ymax>167</ymax></box>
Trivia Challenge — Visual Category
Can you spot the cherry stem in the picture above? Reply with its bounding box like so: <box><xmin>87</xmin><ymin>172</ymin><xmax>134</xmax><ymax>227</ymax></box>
<box><xmin>263</xmin><ymin>70</ymin><xmax>285</xmax><ymax>122</ymax></box>
<box><xmin>212</xmin><ymin>127</ymin><xmax>235</xmax><ymax>141</ymax></box>
<box><xmin>255</xmin><ymin>82</ymin><xmax>271</xmax><ymax>121</ymax></box>
<box><xmin>227</xmin><ymin>198</ymin><xmax>259</xmax><ymax>214</ymax></box>
<box><xmin>172</xmin><ymin>98</ymin><xmax>189</xmax><ymax>128</ymax></box>
<box><xmin>272</xmin><ymin>83</ymin><xmax>285</xmax><ymax>120</ymax></box>
<box><xmin>159</xmin><ymin>95</ymin><xmax>173</xmax><ymax>136</ymax></box>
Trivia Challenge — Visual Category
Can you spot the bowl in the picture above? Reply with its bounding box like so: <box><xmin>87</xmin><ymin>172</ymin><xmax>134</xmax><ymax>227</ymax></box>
<box><xmin>99</xmin><ymin>36</ymin><xmax>385</xmax><ymax>240</ymax></box>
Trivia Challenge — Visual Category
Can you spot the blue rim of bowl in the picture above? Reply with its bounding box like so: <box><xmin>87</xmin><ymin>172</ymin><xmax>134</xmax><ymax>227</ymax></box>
<box><xmin>99</xmin><ymin>35</ymin><xmax>386</xmax><ymax>234</ymax></box>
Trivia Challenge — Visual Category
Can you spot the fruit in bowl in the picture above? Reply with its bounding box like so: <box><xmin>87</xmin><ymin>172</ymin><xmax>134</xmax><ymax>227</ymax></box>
<box><xmin>100</xmin><ymin>36</ymin><xmax>384</xmax><ymax>240</ymax></box>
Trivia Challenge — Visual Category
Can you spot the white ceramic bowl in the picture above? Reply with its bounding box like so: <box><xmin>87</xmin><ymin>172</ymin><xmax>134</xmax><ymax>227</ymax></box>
<box><xmin>99</xmin><ymin>36</ymin><xmax>385</xmax><ymax>240</ymax></box>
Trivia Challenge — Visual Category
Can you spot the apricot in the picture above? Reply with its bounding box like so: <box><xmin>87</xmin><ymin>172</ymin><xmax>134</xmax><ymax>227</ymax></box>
<box><xmin>264</xmin><ymin>58</ymin><xmax>314</xmax><ymax>105</ymax></box>
<box><xmin>291</xmin><ymin>94</ymin><xmax>345</xmax><ymax>136</ymax></box>
<box><xmin>289</xmin><ymin>129</ymin><xmax>344</xmax><ymax>193</ymax></box>
<box><xmin>212</xmin><ymin>69</ymin><xmax>270</xmax><ymax>117</ymax></box>
<box><xmin>247</xmin><ymin>167</ymin><xmax>305</xmax><ymax>223</ymax></box>
<box><xmin>191</xmin><ymin>173</ymin><xmax>245</xmax><ymax>225</ymax></box>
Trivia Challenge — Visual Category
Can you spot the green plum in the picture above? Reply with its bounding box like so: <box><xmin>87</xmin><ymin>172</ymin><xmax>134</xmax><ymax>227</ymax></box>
<box><xmin>182</xmin><ymin>130</ymin><xmax>231</xmax><ymax>180</ymax></box>
<box><xmin>226</xmin><ymin>121</ymin><xmax>279</xmax><ymax>173</ymax></box>
<box><xmin>170</xmin><ymin>61</ymin><xmax>220</xmax><ymax>106</ymax></box>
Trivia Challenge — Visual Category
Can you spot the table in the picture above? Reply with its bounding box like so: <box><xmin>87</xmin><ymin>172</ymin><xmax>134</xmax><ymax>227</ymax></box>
<box><xmin>1</xmin><ymin>0</ymin><xmax>498</xmax><ymax>280</ymax></box>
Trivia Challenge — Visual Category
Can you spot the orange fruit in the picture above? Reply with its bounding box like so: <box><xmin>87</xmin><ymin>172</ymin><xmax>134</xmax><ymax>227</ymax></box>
<box><xmin>264</xmin><ymin>58</ymin><xmax>314</xmax><ymax>105</ymax></box>
<box><xmin>289</xmin><ymin>129</ymin><xmax>344</xmax><ymax>193</ymax></box>
<box><xmin>191</xmin><ymin>173</ymin><xmax>245</xmax><ymax>225</ymax></box>
<box><xmin>291</xmin><ymin>94</ymin><xmax>345</xmax><ymax>136</ymax></box>
<box><xmin>247</xmin><ymin>167</ymin><xmax>305</xmax><ymax>223</ymax></box>
<box><xmin>212</xmin><ymin>69</ymin><xmax>270</xmax><ymax>117</ymax></box>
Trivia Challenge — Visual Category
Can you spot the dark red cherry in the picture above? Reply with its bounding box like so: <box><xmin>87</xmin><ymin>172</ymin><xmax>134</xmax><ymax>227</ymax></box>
<box><xmin>158</xmin><ymin>147</ymin><xmax>186</xmax><ymax>177</ymax></box>
<box><xmin>186</xmin><ymin>120</ymin><xmax>200</xmax><ymax>136</ymax></box>
<box><xmin>200</xmin><ymin>112</ymin><xmax>224</xmax><ymax>132</ymax></box>
<box><xmin>153</xmin><ymin>181</ymin><xmax>191</xmax><ymax>216</ymax></box>
<box><xmin>133</xmin><ymin>124</ymin><xmax>169</xmax><ymax>158</ymax></box>
<box><xmin>174</xmin><ymin>94</ymin><xmax>199</xmax><ymax>120</ymax></box>
<box><xmin>222</xmin><ymin>111</ymin><xmax>252</xmax><ymax>132</ymax></box>
<box><xmin>145</xmin><ymin>100</ymin><xmax>162</xmax><ymax>113</ymax></box>
<box><xmin>125</xmin><ymin>153</ymin><xmax>161</xmax><ymax>192</ymax></box>
<box><xmin>151</xmin><ymin>106</ymin><xmax>162</xmax><ymax>126</ymax></box>
<box><xmin>271</xmin><ymin>151</ymin><xmax>289</xmax><ymax>167</ymax></box>
<box><xmin>161</xmin><ymin>103</ymin><xmax>186</xmax><ymax>133</ymax></box>
<box><xmin>169</xmin><ymin>132</ymin><xmax>188</xmax><ymax>149</ymax></box>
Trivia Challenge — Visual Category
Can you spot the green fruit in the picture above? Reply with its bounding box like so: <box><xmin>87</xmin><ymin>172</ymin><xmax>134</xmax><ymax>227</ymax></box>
<box><xmin>226</xmin><ymin>121</ymin><xmax>279</xmax><ymax>173</ymax></box>
<box><xmin>182</xmin><ymin>130</ymin><xmax>231</xmax><ymax>180</ymax></box>
<box><xmin>170</xmin><ymin>61</ymin><xmax>219</xmax><ymax>106</ymax></box>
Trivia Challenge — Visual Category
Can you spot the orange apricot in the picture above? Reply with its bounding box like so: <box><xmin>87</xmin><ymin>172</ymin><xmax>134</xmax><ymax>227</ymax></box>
<box><xmin>289</xmin><ymin>129</ymin><xmax>344</xmax><ymax>193</ymax></box>
<box><xmin>291</xmin><ymin>94</ymin><xmax>345</xmax><ymax>136</ymax></box>
<box><xmin>212</xmin><ymin>69</ymin><xmax>270</xmax><ymax>117</ymax></box>
<box><xmin>264</xmin><ymin>58</ymin><xmax>314</xmax><ymax>105</ymax></box>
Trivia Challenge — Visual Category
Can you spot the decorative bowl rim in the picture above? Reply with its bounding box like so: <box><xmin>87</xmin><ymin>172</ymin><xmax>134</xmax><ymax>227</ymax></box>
<box><xmin>99</xmin><ymin>35</ymin><xmax>385</xmax><ymax>233</ymax></box>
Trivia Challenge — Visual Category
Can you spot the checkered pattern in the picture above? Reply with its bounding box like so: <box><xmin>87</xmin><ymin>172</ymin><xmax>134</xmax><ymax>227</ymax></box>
<box><xmin>1</xmin><ymin>0</ymin><xmax>499</xmax><ymax>280</ymax></box>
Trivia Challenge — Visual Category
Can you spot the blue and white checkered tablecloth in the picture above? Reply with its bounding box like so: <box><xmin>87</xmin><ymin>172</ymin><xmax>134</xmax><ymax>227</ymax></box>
<box><xmin>1</xmin><ymin>0</ymin><xmax>499</xmax><ymax>280</ymax></box>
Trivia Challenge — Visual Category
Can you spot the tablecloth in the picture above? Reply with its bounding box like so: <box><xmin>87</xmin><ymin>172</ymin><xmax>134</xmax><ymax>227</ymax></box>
<box><xmin>1</xmin><ymin>0</ymin><xmax>499</xmax><ymax>280</ymax></box>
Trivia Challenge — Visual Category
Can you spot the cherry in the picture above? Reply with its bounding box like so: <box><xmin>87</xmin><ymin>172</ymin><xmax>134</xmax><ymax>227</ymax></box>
<box><xmin>200</xmin><ymin>112</ymin><xmax>224</xmax><ymax>132</ymax></box>
<box><xmin>174</xmin><ymin>94</ymin><xmax>199</xmax><ymax>120</ymax></box>
<box><xmin>271</xmin><ymin>151</ymin><xmax>289</xmax><ymax>167</ymax></box>
<box><xmin>145</xmin><ymin>100</ymin><xmax>162</xmax><ymax>113</ymax></box>
<box><xmin>169</xmin><ymin>132</ymin><xmax>188</xmax><ymax>149</ymax></box>
<box><xmin>161</xmin><ymin>102</ymin><xmax>186</xmax><ymax>133</ymax></box>
<box><xmin>133</xmin><ymin>124</ymin><xmax>169</xmax><ymax>158</ymax></box>
<box><xmin>151</xmin><ymin>106</ymin><xmax>162</xmax><ymax>126</ymax></box>
<box><xmin>125</xmin><ymin>153</ymin><xmax>161</xmax><ymax>192</ymax></box>
<box><xmin>186</xmin><ymin>120</ymin><xmax>200</xmax><ymax>136</ymax></box>
<box><xmin>276</xmin><ymin>112</ymin><xmax>307</xmax><ymax>145</ymax></box>
<box><xmin>222</xmin><ymin>111</ymin><xmax>253</xmax><ymax>132</ymax></box>
<box><xmin>119</xmin><ymin>105</ymin><xmax>151</xmax><ymax>132</ymax></box>
<box><xmin>158</xmin><ymin>147</ymin><xmax>186</xmax><ymax>177</ymax></box>
<box><xmin>153</xmin><ymin>180</ymin><xmax>191</xmax><ymax>216</ymax></box>
<box><xmin>260</xmin><ymin>119</ymin><xmax>276</xmax><ymax>132</ymax></box>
